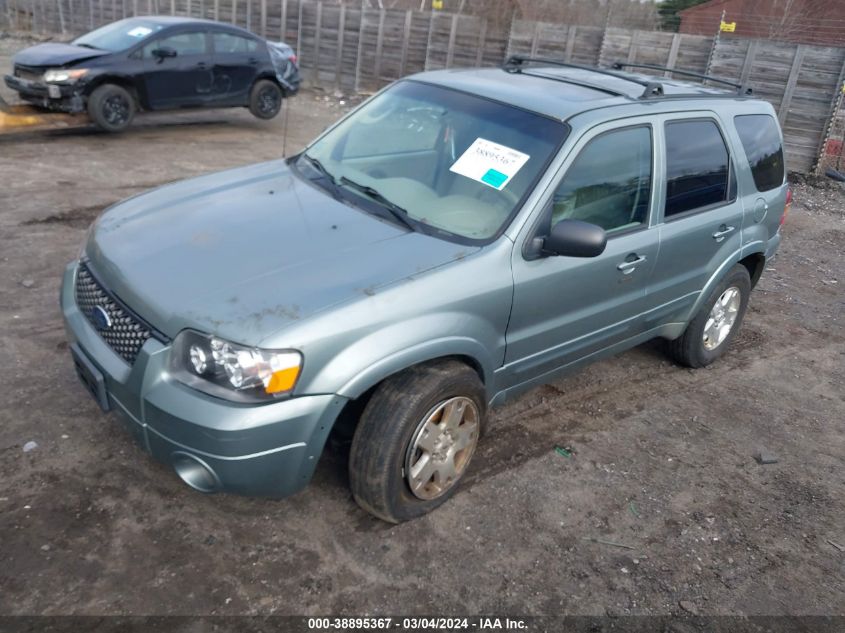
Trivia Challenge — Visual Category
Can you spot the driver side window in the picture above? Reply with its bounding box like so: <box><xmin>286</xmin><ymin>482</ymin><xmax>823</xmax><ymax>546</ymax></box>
<box><xmin>144</xmin><ymin>30</ymin><xmax>207</xmax><ymax>57</ymax></box>
<box><xmin>552</xmin><ymin>125</ymin><xmax>652</xmax><ymax>234</ymax></box>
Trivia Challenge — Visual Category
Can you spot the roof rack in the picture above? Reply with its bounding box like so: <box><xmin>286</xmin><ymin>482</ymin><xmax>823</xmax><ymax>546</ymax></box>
<box><xmin>611</xmin><ymin>62</ymin><xmax>753</xmax><ymax>96</ymax></box>
<box><xmin>504</xmin><ymin>55</ymin><xmax>665</xmax><ymax>99</ymax></box>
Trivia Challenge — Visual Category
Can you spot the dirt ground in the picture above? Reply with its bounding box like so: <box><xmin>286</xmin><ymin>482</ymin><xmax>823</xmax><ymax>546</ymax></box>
<box><xmin>1</xmin><ymin>35</ymin><xmax>844</xmax><ymax>620</ymax></box>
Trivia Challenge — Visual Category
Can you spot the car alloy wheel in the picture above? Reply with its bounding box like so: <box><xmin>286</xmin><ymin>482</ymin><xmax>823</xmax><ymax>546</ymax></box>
<box><xmin>702</xmin><ymin>286</ymin><xmax>741</xmax><ymax>350</ymax></box>
<box><xmin>258</xmin><ymin>86</ymin><xmax>280</xmax><ymax>116</ymax></box>
<box><xmin>103</xmin><ymin>94</ymin><xmax>130</xmax><ymax>126</ymax></box>
<box><xmin>404</xmin><ymin>396</ymin><xmax>480</xmax><ymax>500</ymax></box>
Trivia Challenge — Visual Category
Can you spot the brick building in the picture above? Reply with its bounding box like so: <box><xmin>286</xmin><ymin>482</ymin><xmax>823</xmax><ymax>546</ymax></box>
<box><xmin>679</xmin><ymin>0</ymin><xmax>845</xmax><ymax>47</ymax></box>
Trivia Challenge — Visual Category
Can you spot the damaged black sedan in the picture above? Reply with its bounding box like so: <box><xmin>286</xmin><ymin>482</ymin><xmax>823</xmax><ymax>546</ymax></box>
<box><xmin>4</xmin><ymin>16</ymin><xmax>300</xmax><ymax>132</ymax></box>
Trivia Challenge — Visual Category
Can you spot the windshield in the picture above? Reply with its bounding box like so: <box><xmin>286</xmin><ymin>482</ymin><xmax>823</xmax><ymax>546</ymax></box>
<box><xmin>303</xmin><ymin>81</ymin><xmax>568</xmax><ymax>242</ymax></box>
<box><xmin>73</xmin><ymin>18</ymin><xmax>166</xmax><ymax>52</ymax></box>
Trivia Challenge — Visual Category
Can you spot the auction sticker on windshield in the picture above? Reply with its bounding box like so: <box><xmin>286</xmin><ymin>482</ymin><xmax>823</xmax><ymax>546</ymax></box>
<box><xmin>127</xmin><ymin>26</ymin><xmax>153</xmax><ymax>37</ymax></box>
<box><xmin>449</xmin><ymin>138</ymin><xmax>530</xmax><ymax>191</ymax></box>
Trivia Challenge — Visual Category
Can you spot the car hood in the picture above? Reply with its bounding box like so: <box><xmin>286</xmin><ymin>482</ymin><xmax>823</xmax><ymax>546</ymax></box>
<box><xmin>84</xmin><ymin>159</ymin><xmax>477</xmax><ymax>345</ymax></box>
<box><xmin>13</xmin><ymin>43</ymin><xmax>110</xmax><ymax>68</ymax></box>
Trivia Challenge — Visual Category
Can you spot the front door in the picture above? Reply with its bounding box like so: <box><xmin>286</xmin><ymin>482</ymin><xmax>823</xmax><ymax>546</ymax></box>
<box><xmin>143</xmin><ymin>29</ymin><xmax>212</xmax><ymax>109</ymax></box>
<box><xmin>505</xmin><ymin>121</ymin><xmax>659</xmax><ymax>387</ymax></box>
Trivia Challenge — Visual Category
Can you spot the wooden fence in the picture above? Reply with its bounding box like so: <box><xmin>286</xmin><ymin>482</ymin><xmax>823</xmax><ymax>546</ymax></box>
<box><xmin>2</xmin><ymin>0</ymin><xmax>844</xmax><ymax>172</ymax></box>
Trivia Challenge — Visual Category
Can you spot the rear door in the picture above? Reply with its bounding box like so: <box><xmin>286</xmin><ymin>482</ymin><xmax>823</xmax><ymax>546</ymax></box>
<box><xmin>646</xmin><ymin>114</ymin><xmax>745</xmax><ymax>327</ymax></box>
<box><xmin>142</xmin><ymin>29</ymin><xmax>212</xmax><ymax>109</ymax></box>
<box><xmin>210</xmin><ymin>30</ymin><xmax>263</xmax><ymax>105</ymax></box>
<box><xmin>504</xmin><ymin>119</ymin><xmax>659</xmax><ymax>386</ymax></box>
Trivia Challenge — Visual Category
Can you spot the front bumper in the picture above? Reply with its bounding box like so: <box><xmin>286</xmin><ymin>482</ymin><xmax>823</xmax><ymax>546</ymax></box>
<box><xmin>4</xmin><ymin>74</ymin><xmax>84</xmax><ymax>112</ymax></box>
<box><xmin>60</xmin><ymin>261</ymin><xmax>348</xmax><ymax>498</ymax></box>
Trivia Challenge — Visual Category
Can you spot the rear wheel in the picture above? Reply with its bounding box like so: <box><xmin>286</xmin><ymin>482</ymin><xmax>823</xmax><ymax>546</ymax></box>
<box><xmin>349</xmin><ymin>360</ymin><xmax>486</xmax><ymax>523</ymax></box>
<box><xmin>87</xmin><ymin>83</ymin><xmax>135</xmax><ymax>133</ymax></box>
<box><xmin>249</xmin><ymin>79</ymin><xmax>283</xmax><ymax>120</ymax></box>
<box><xmin>667</xmin><ymin>264</ymin><xmax>751</xmax><ymax>368</ymax></box>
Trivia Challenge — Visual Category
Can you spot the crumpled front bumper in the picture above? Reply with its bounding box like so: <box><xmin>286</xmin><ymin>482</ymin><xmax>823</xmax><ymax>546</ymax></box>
<box><xmin>4</xmin><ymin>74</ymin><xmax>85</xmax><ymax>112</ymax></box>
<box><xmin>60</xmin><ymin>261</ymin><xmax>348</xmax><ymax>498</ymax></box>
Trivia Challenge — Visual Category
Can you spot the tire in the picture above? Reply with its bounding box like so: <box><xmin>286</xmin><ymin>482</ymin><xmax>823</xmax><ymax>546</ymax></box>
<box><xmin>87</xmin><ymin>83</ymin><xmax>135</xmax><ymax>133</ymax></box>
<box><xmin>249</xmin><ymin>79</ymin><xmax>283</xmax><ymax>120</ymax></box>
<box><xmin>667</xmin><ymin>264</ymin><xmax>751</xmax><ymax>368</ymax></box>
<box><xmin>349</xmin><ymin>360</ymin><xmax>486</xmax><ymax>523</ymax></box>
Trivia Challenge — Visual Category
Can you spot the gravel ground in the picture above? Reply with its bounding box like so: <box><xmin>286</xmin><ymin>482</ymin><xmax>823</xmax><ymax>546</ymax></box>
<box><xmin>1</xmin><ymin>35</ymin><xmax>844</xmax><ymax>620</ymax></box>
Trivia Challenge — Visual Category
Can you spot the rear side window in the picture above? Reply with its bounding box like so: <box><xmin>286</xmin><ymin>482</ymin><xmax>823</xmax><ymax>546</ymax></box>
<box><xmin>213</xmin><ymin>32</ymin><xmax>259</xmax><ymax>54</ymax></box>
<box><xmin>664</xmin><ymin>120</ymin><xmax>731</xmax><ymax>218</ymax></box>
<box><xmin>734</xmin><ymin>114</ymin><xmax>785</xmax><ymax>192</ymax></box>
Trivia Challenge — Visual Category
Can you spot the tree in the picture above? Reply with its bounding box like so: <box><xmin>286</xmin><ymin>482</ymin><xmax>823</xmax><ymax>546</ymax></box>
<box><xmin>658</xmin><ymin>0</ymin><xmax>710</xmax><ymax>32</ymax></box>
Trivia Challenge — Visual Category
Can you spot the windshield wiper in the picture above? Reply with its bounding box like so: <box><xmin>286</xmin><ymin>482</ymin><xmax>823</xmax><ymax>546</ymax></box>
<box><xmin>302</xmin><ymin>153</ymin><xmax>336</xmax><ymax>185</ymax></box>
<box><xmin>339</xmin><ymin>176</ymin><xmax>416</xmax><ymax>232</ymax></box>
<box><xmin>75</xmin><ymin>43</ymin><xmax>102</xmax><ymax>50</ymax></box>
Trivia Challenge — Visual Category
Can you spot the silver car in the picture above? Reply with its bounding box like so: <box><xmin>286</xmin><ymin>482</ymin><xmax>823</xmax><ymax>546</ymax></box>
<box><xmin>62</xmin><ymin>57</ymin><xmax>789</xmax><ymax>522</ymax></box>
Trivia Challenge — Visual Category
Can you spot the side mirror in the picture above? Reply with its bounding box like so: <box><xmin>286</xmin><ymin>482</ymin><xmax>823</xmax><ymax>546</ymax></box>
<box><xmin>152</xmin><ymin>46</ymin><xmax>177</xmax><ymax>61</ymax></box>
<box><xmin>542</xmin><ymin>219</ymin><xmax>607</xmax><ymax>258</ymax></box>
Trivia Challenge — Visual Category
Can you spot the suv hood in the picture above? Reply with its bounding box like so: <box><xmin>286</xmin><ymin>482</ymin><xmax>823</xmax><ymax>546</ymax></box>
<box><xmin>85</xmin><ymin>159</ymin><xmax>476</xmax><ymax>345</ymax></box>
<box><xmin>13</xmin><ymin>43</ymin><xmax>110</xmax><ymax>68</ymax></box>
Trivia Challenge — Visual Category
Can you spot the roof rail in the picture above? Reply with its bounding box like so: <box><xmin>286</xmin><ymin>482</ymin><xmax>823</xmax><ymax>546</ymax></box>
<box><xmin>503</xmin><ymin>55</ymin><xmax>664</xmax><ymax>99</ymax></box>
<box><xmin>611</xmin><ymin>62</ymin><xmax>753</xmax><ymax>96</ymax></box>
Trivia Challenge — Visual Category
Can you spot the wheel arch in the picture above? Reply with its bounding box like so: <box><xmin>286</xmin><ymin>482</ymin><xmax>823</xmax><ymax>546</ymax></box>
<box><xmin>84</xmin><ymin>75</ymin><xmax>142</xmax><ymax>109</ymax></box>
<box><xmin>738</xmin><ymin>251</ymin><xmax>766</xmax><ymax>289</ymax></box>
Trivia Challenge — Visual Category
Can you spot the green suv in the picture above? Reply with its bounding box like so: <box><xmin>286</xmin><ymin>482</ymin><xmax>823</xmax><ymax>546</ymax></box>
<box><xmin>62</xmin><ymin>57</ymin><xmax>789</xmax><ymax>522</ymax></box>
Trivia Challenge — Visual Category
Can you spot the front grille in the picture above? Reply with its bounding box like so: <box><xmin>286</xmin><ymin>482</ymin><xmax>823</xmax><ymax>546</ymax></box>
<box><xmin>14</xmin><ymin>65</ymin><xmax>44</xmax><ymax>83</ymax></box>
<box><xmin>74</xmin><ymin>263</ymin><xmax>152</xmax><ymax>364</ymax></box>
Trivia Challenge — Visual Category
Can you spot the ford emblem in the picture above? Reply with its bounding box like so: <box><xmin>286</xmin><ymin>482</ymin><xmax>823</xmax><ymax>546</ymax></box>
<box><xmin>91</xmin><ymin>305</ymin><xmax>112</xmax><ymax>330</ymax></box>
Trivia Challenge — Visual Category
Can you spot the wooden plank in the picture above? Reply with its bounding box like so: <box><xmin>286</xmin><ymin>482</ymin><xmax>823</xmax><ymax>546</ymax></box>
<box><xmin>280</xmin><ymin>0</ymin><xmax>287</xmax><ymax>40</ymax></box>
<box><xmin>231</xmin><ymin>0</ymin><xmax>237</xmax><ymax>25</ymax></box>
<box><xmin>213</xmin><ymin>0</ymin><xmax>217</xmax><ymax>20</ymax></box>
<box><xmin>354</xmin><ymin>7</ymin><xmax>366</xmax><ymax>92</ymax></box>
<box><xmin>779</xmin><ymin>45</ymin><xmax>806</xmax><ymax>124</ymax></box>
<box><xmin>296</xmin><ymin>0</ymin><xmax>302</xmax><ymax>58</ymax></box>
<box><xmin>530</xmin><ymin>20</ymin><xmax>540</xmax><ymax>57</ymax></box>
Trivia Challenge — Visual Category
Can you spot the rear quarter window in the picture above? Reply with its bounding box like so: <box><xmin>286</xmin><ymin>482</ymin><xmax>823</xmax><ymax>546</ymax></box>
<box><xmin>734</xmin><ymin>114</ymin><xmax>785</xmax><ymax>192</ymax></box>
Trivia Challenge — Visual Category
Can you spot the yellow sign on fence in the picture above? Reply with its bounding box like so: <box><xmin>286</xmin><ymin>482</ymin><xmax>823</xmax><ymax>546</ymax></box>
<box><xmin>432</xmin><ymin>0</ymin><xmax>444</xmax><ymax>9</ymax></box>
<box><xmin>720</xmin><ymin>21</ymin><xmax>737</xmax><ymax>33</ymax></box>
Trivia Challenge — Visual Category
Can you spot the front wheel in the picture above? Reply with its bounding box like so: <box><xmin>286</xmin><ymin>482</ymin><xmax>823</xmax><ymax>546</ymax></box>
<box><xmin>87</xmin><ymin>83</ymin><xmax>135</xmax><ymax>133</ymax></box>
<box><xmin>248</xmin><ymin>79</ymin><xmax>283</xmax><ymax>120</ymax></box>
<box><xmin>667</xmin><ymin>264</ymin><xmax>751</xmax><ymax>368</ymax></box>
<box><xmin>349</xmin><ymin>361</ymin><xmax>486</xmax><ymax>523</ymax></box>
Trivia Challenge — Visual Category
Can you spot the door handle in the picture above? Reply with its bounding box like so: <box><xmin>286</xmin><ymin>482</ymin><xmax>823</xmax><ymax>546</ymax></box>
<box><xmin>196</xmin><ymin>61</ymin><xmax>208</xmax><ymax>69</ymax></box>
<box><xmin>617</xmin><ymin>254</ymin><xmax>647</xmax><ymax>273</ymax></box>
<box><xmin>248</xmin><ymin>57</ymin><xmax>259</xmax><ymax>65</ymax></box>
<box><xmin>712</xmin><ymin>225</ymin><xmax>736</xmax><ymax>241</ymax></box>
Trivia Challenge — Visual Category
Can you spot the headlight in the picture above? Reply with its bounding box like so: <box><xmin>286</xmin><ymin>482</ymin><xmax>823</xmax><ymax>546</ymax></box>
<box><xmin>171</xmin><ymin>331</ymin><xmax>302</xmax><ymax>402</ymax></box>
<box><xmin>43</xmin><ymin>68</ymin><xmax>89</xmax><ymax>83</ymax></box>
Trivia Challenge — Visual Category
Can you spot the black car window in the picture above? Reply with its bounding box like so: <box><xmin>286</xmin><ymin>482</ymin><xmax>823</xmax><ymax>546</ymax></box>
<box><xmin>734</xmin><ymin>114</ymin><xmax>785</xmax><ymax>192</ymax></box>
<box><xmin>551</xmin><ymin>125</ymin><xmax>652</xmax><ymax>233</ymax></box>
<box><xmin>664</xmin><ymin>120</ymin><xmax>731</xmax><ymax>218</ymax></box>
<box><xmin>150</xmin><ymin>31</ymin><xmax>207</xmax><ymax>56</ymax></box>
<box><xmin>213</xmin><ymin>32</ymin><xmax>259</xmax><ymax>54</ymax></box>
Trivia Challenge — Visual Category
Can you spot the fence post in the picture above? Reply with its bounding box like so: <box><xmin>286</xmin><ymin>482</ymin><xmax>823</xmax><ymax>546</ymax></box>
<box><xmin>779</xmin><ymin>45</ymin><xmax>806</xmax><ymax>124</ymax></box>
<box><xmin>373</xmin><ymin>8</ymin><xmax>385</xmax><ymax>83</ymax></box>
<box><xmin>232</xmin><ymin>0</ymin><xmax>237</xmax><ymax>25</ymax></box>
<box><xmin>475</xmin><ymin>16</ymin><xmax>487</xmax><ymax>66</ymax></box>
<box><xmin>564</xmin><ymin>25</ymin><xmax>576</xmax><ymax>62</ymax></box>
<box><xmin>313</xmin><ymin>0</ymin><xmax>322</xmax><ymax>87</ymax></box>
<box><xmin>334</xmin><ymin>3</ymin><xmax>345</xmax><ymax>87</ymax></box>
<box><xmin>703</xmin><ymin>9</ymin><xmax>725</xmax><ymax>83</ymax></box>
<box><xmin>597</xmin><ymin>3</ymin><xmax>613</xmax><ymax>66</ymax></box>
<box><xmin>424</xmin><ymin>10</ymin><xmax>434</xmax><ymax>70</ymax></box>
<box><xmin>626</xmin><ymin>30</ymin><xmax>639</xmax><ymax>63</ymax></box>
<box><xmin>738</xmin><ymin>40</ymin><xmax>759</xmax><ymax>86</ymax></box>
<box><xmin>57</xmin><ymin>0</ymin><xmax>66</xmax><ymax>34</ymax></box>
<box><xmin>245</xmin><ymin>0</ymin><xmax>251</xmax><ymax>31</ymax></box>
<box><xmin>399</xmin><ymin>9</ymin><xmax>412</xmax><ymax>75</ymax></box>
<box><xmin>445</xmin><ymin>13</ymin><xmax>457</xmax><ymax>68</ymax></box>
<box><xmin>354</xmin><ymin>6</ymin><xmax>365</xmax><ymax>92</ymax></box>
<box><xmin>259</xmin><ymin>0</ymin><xmax>266</xmax><ymax>36</ymax></box>
<box><xmin>665</xmin><ymin>33</ymin><xmax>681</xmax><ymax>76</ymax></box>
<box><xmin>280</xmin><ymin>0</ymin><xmax>287</xmax><ymax>39</ymax></box>
<box><xmin>529</xmin><ymin>20</ymin><xmax>540</xmax><ymax>57</ymax></box>
<box><xmin>295</xmin><ymin>0</ymin><xmax>302</xmax><ymax>60</ymax></box>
